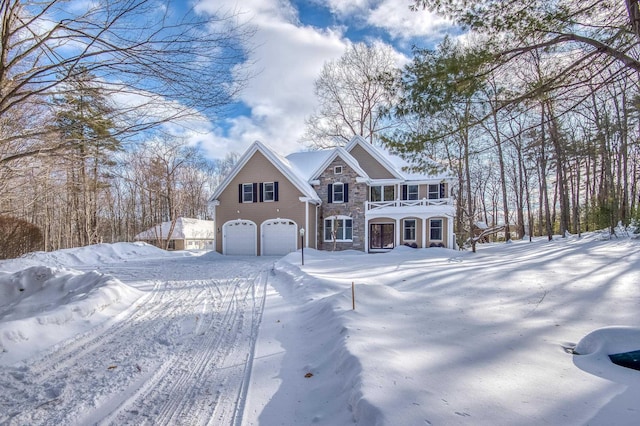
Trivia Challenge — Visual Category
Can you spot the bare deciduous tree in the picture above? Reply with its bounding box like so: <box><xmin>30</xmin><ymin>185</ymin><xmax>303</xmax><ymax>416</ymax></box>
<box><xmin>303</xmin><ymin>41</ymin><xmax>399</xmax><ymax>148</ymax></box>
<box><xmin>0</xmin><ymin>0</ymin><xmax>253</xmax><ymax>165</ymax></box>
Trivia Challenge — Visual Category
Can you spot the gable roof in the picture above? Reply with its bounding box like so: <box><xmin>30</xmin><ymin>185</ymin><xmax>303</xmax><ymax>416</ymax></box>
<box><xmin>289</xmin><ymin>146</ymin><xmax>370</xmax><ymax>182</ymax></box>
<box><xmin>209</xmin><ymin>141</ymin><xmax>321</xmax><ymax>203</ymax></box>
<box><xmin>209</xmin><ymin>137</ymin><xmax>453</xmax><ymax>206</ymax></box>
<box><xmin>135</xmin><ymin>217</ymin><xmax>215</xmax><ymax>240</ymax></box>
<box><xmin>345</xmin><ymin>136</ymin><xmax>404</xmax><ymax>180</ymax></box>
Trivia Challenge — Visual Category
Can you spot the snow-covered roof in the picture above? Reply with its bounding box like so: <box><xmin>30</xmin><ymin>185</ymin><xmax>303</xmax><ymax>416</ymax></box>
<box><xmin>209</xmin><ymin>136</ymin><xmax>453</xmax><ymax>206</ymax></box>
<box><xmin>134</xmin><ymin>218</ymin><xmax>215</xmax><ymax>240</ymax></box>
<box><xmin>287</xmin><ymin>146</ymin><xmax>370</xmax><ymax>182</ymax></box>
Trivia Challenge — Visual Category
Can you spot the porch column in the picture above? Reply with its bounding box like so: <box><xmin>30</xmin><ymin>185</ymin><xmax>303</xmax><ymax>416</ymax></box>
<box><xmin>448</xmin><ymin>216</ymin><xmax>454</xmax><ymax>249</ymax></box>
<box><xmin>364</xmin><ymin>215</ymin><xmax>369</xmax><ymax>253</ymax></box>
<box><xmin>304</xmin><ymin>199</ymin><xmax>309</xmax><ymax>247</ymax></box>
<box><xmin>422</xmin><ymin>217</ymin><xmax>428</xmax><ymax>248</ymax></box>
<box><xmin>395</xmin><ymin>218</ymin><xmax>401</xmax><ymax>248</ymax></box>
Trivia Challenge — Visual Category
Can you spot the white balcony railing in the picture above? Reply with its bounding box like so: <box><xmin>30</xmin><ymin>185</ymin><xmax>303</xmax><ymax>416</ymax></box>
<box><xmin>366</xmin><ymin>198</ymin><xmax>453</xmax><ymax>211</ymax></box>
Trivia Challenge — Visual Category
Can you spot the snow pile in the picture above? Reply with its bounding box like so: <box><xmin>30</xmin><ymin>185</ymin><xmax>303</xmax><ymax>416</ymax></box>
<box><xmin>0</xmin><ymin>243</ymin><xmax>156</xmax><ymax>365</ymax></box>
<box><xmin>17</xmin><ymin>242</ymin><xmax>171</xmax><ymax>270</ymax></box>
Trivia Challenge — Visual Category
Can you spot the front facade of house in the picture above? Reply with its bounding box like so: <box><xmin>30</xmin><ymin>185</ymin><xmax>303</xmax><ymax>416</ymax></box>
<box><xmin>209</xmin><ymin>136</ymin><xmax>455</xmax><ymax>256</ymax></box>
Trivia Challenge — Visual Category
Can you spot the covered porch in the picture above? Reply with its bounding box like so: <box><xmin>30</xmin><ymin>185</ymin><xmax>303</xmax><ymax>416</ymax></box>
<box><xmin>364</xmin><ymin>209</ymin><xmax>455</xmax><ymax>253</ymax></box>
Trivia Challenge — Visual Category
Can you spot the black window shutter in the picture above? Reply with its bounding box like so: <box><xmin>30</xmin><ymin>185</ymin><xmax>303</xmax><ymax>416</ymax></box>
<box><xmin>259</xmin><ymin>183</ymin><xmax>264</xmax><ymax>202</ymax></box>
<box><xmin>344</xmin><ymin>183</ymin><xmax>349</xmax><ymax>203</ymax></box>
<box><xmin>402</xmin><ymin>185</ymin><xmax>407</xmax><ymax>200</ymax></box>
<box><xmin>274</xmin><ymin>181</ymin><xmax>279</xmax><ymax>201</ymax></box>
<box><xmin>252</xmin><ymin>183</ymin><xmax>258</xmax><ymax>203</ymax></box>
<box><xmin>328</xmin><ymin>184</ymin><xmax>333</xmax><ymax>203</ymax></box>
<box><xmin>440</xmin><ymin>183</ymin><xmax>445</xmax><ymax>198</ymax></box>
<box><xmin>238</xmin><ymin>184</ymin><xmax>243</xmax><ymax>203</ymax></box>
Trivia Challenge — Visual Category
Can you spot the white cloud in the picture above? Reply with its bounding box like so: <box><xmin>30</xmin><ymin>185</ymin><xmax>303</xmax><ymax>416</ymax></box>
<box><xmin>367</xmin><ymin>1</ymin><xmax>453</xmax><ymax>42</ymax></box>
<box><xmin>188</xmin><ymin>0</ymin><xmax>453</xmax><ymax>161</ymax></box>
<box><xmin>193</xmin><ymin>0</ymin><xmax>348</xmax><ymax>159</ymax></box>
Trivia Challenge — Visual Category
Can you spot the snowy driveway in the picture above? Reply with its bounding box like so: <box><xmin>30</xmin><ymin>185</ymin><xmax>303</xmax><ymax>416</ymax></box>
<box><xmin>0</xmin><ymin>254</ymin><xmax>275</xmax><ymax>426</ymax></box>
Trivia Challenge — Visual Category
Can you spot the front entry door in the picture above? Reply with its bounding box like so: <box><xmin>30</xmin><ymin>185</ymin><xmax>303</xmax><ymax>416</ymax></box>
<box><xmin>370</xmin><ymin>223</ymin><xmax>394</xmax><ymax>250</ymax></box>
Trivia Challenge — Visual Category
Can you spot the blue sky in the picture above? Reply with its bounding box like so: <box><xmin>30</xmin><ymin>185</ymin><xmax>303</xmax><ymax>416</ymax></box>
<box><xmin>180</xmin><ymin>0</ymin><xmax>457</xmax><ymax>160</ymax></box>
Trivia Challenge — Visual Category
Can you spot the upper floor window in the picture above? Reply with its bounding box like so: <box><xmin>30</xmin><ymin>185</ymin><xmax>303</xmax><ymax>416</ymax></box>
<box><xmin>328</xmin><ymin>182</ymin><xmax>348</xmax><ymax>203</ymax></box>
<box><xmin>428</xmin><ymin>183</ymin><xmax>445</xmax><ymax>200</ymax></box>
<box><xmin>242</xmin><ymin>183</ymin><xmax>255</xmax><ymax>203</ymax></box>
<box><xmin>402</xmin><ymin>184</ymin><xmax>419</xmax><ymax>200</ymax></box>
<box><xmin>334</xmin><ymin>166</ymin><xmax>343</xmax><ymax>174</ymax></box>
<box><xmin>370</xmin><ymin>185</ymin><xmax>395</xmax><ymax>202</ymax></box>
<box><xmin>239</xmin><ymin>182</ymin><xmax>278</xmax><ymax>203</ymax></box>
<box><xmin>262</xmin><ymin>182</ymin><xmax>275</xmax><ymax>202</ymax></box>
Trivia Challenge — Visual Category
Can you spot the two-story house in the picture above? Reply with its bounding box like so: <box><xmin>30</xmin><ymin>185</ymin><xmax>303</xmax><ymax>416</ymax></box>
<box><xmin>209</xmin><ymin>136</ymin><xmax>455</xmax><ymax>256</ymax></box>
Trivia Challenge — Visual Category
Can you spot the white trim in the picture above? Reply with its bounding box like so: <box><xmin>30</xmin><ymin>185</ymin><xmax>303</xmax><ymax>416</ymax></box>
<box><xmin>403</xmin><ymin>218</ymin><xmax>417</xmax><ymax>241</ymax></box>
<box><xmin>304</xmin><ymin>200</ymin><xmax>309</xmax><ymax>247</ymax></box>
<box><xmin>323</xmin><ymin>215</ymin><xmax>353</xmax><ymax>242</ymax></box>
<box><xmin>332</xmin><ymin>182</ymin><xmax>345</xmax><ymax>203</ymax></box>
<box><xmin>309</xmin><ymin>147</ymin><xmax>370</xmax><ymax>181</ymax></box>
<box><xmin>429</xmin><ymin>218</ymin><xmax>444</xmax><ymax>242</ymax></box>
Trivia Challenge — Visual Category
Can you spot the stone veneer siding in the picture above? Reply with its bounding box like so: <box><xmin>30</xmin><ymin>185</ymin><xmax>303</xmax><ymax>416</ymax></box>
<box><xmin>314</xmin><ymin>157</ymin><xmax>367</xmax><ymax>251</ymax></box>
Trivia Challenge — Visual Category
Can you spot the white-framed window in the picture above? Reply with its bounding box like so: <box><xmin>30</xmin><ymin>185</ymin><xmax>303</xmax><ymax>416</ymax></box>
<box><xmin>370</xmin><ymin>185</ymin><xmax>395</xmax><ymax>202</ymax></box>
<box><xmin>428</xmin><ymin>183</ymin><xmax>445</xmax><ymax>199</ymax></box>
<box><xmin>263</xmin><ymin>182</ymin><xmax>274</xmax><ymax>202</ymax></box>
<box><xmin>407</xmin><ymin>185</ymin><xmax>419</xmax><ymax>200</ymax></box>
<box><xmin>333</xmin><ymin>182</ymin><xmax>344</xmax><ymax>203</ymax></box>
<box><xmin>430</xmin><ymin>218</ymin><xmax>443</xmax><ymax>241</ymax></box>
<box><xmin>403</xmin><ymin>219</ymin><xmax>416</xmax><ymax>241</ymax></box>
<box><xmin>334</xmin><ymin>166</ymin><xmax>343</xmax><ymax>174</ymax></box>
<box><xmin>324</xmin><ymin>216</ymin><xmax>353</xmax><ymax>241</ymax></box>
<box><xmin>242</xmin><ymin>183</ymin><xmax>254</xmax><ymax>203</ymax></box>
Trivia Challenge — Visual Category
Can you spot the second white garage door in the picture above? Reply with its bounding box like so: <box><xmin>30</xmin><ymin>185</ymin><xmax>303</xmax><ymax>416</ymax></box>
<box><xmin>262</xmin><ymin>219</ymin><xmax>297</xmax><ymax>256</ymax></box>
<box><xmin>223</xmin><ymin>220</ymin><xmax>257</xmax><ymax>255</ymax></box>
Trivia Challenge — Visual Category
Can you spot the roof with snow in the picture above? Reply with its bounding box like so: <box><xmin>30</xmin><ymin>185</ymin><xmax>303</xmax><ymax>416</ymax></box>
<box><xmin>209</xmin><ymin>136</ymin><xmax>453</xmax><ymax>204</ymax></box>
<box><xmin>134</xmin><ymin>218</ymin><xmax>215</xmax><ymax>240</ymax></box>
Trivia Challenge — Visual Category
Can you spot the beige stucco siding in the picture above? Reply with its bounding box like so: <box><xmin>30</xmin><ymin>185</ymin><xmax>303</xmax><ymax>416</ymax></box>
<box><xmin>215</xmin><ymin>150</ymin><xmax>316</xmax><ymax>254</ymax></box>
<box><xmin>349</xmin><ymin>145</ymin><xmax>396</xmax><ymax>179</ymax></box>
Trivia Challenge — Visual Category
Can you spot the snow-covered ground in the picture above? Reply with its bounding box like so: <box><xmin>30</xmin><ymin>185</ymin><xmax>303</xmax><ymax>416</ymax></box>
<box><xmin>1</xmin><ymin>233</ymin><xmax>640</xmax><ymax>425</ymax></box>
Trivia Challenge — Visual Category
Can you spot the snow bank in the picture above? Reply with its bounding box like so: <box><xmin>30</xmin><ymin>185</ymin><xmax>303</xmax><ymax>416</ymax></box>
<box><xmin>18</xmin><ymin>242</ymin><xmax>171</xmax><ymax>270</ymax></box>
<box><xmin>0</xmin><ymin>266</ymin><xmax>142</xmax><ymax>365</ymax></box>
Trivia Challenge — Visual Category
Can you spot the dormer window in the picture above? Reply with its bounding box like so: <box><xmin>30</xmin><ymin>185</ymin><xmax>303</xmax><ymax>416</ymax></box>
<box><xmin>334</xmin><ymin>166</ymin><xmax>343</xmax><ymax>174</ymax></box>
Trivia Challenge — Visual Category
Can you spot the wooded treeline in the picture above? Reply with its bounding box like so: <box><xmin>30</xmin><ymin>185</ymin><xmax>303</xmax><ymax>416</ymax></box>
<box><xmin>0</xmin><ymin>0</ymin><xmax>250</xmax><ymax>255</ymax></box>
<box><xmin>383</xmin><ymin>0</ymin><xmax>640</xmax><ymax>250</ymax></box>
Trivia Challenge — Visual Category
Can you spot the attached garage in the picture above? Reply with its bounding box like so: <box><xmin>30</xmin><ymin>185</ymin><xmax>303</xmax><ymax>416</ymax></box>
<box><xmin>261</xmin><ymin>219</ymin><xmax>298</xmax><ymax>256</ymax></box>
<box><xmin>223</xmin><ymin>220</ymin><xmax>257</xmax><ymax>255</ymax></box>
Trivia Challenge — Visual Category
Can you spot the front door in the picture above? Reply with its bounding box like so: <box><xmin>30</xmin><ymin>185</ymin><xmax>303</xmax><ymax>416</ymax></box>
<box><xmin>370</xmin><ymin>223</ymin><xmax>394</xmax><ymax>250</ymax></box>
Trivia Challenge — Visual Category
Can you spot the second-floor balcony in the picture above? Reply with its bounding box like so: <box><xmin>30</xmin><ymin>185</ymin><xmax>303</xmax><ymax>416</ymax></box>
<box><xmin>366</xmin><ymin>198</ymin><xmax>453</xmax><ymax>211</ymax></box>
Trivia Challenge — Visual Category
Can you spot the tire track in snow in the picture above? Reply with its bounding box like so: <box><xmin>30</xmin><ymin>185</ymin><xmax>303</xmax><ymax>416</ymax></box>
<box><xmin>0</xmin><ymin>257</ymin><xmax>273</xmax><ymax>426</ymax></box>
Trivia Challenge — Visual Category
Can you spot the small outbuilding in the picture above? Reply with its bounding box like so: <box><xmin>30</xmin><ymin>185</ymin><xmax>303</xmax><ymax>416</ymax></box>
<box><xmin>134</xmin><ymin>217</ymin><xmax>215</xmax><ymax>251</ymax></box>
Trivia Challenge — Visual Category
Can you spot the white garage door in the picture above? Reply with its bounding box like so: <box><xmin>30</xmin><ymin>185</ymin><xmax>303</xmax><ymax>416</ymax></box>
<box><xmin>262</xmin><ymin>219</ymin><xmax>297</xmax><ymax>256</ymax></box>
<box><xmin>223</xmin><ymin>220</ymin><xmax>257</xmax><ymax>255</ymax></box>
